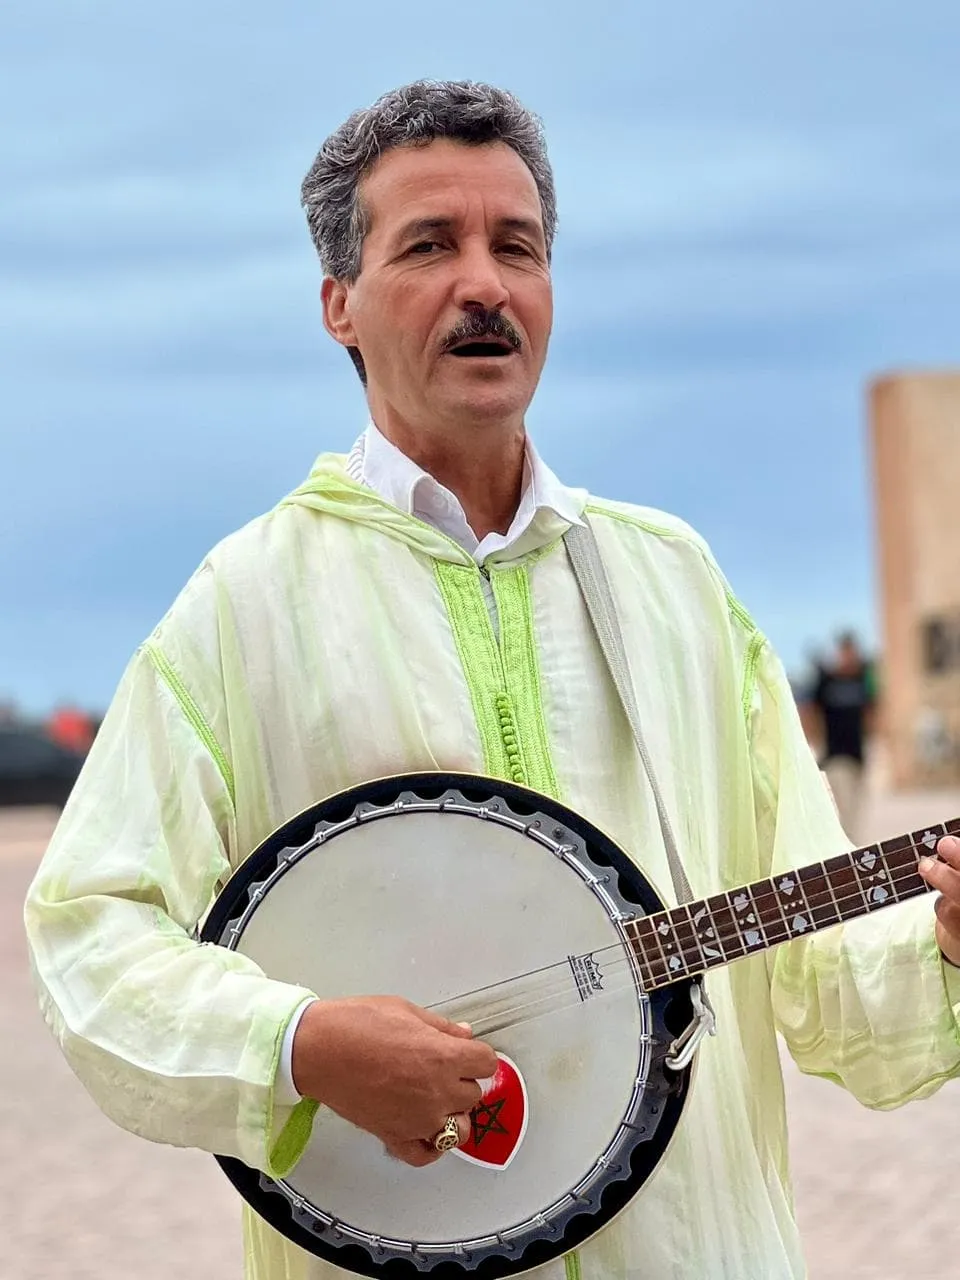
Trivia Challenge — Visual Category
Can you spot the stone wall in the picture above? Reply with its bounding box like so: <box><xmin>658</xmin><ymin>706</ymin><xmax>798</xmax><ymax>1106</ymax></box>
<box><xmin>871</xmin><ymin>372</ymin><xmax>960</xmax><ymax>788</ymax></box>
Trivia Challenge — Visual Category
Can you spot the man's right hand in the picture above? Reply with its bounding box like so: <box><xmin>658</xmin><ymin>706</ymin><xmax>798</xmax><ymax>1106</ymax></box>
<box><xmin>290</xmin><ymin>995</ymin><xmax>499</xmax><ymax>1167</ymax></box>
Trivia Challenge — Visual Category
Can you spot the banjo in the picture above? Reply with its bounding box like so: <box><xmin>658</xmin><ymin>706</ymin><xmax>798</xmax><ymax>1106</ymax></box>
<box><xmin>199</xmin><ymin>524</ymin><xmax>958</xmax><ymax>1276</ymax></box>
<box><xmin>201</xmin><ymin>771</ymin><xmax>959</xmax><ymax>1278</ymax></box>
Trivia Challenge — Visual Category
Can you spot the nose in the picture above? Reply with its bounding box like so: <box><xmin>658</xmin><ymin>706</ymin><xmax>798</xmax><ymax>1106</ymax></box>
<box><xmin>452</xmin><ymin>242</ymin><xmax>510</xmax><ymax>313</ymax></box>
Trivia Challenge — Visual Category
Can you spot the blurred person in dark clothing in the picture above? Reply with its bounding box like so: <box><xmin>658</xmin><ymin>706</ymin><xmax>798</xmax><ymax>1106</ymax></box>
<box><xmin>803</xmin><ymin>631</ymin><xmax>876</xmax><ymax>839</ymax></box>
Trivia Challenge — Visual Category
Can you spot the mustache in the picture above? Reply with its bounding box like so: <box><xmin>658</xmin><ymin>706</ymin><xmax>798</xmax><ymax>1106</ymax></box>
<box><xmin>441</xmin><ymin>308</ymin><xmax>523</xmax><ymax>353</ymax></box>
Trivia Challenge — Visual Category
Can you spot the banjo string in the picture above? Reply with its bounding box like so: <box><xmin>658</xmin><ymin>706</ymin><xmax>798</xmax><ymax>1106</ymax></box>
<box><xmin>465</xmin><ymin>969</ymin><xmax>641</xmax><ymax>1036</ymax></box>
<box><xmin>428</xmin><ymin>861</ymin><xmax>932</xmax><ymax>1033</ymax></box>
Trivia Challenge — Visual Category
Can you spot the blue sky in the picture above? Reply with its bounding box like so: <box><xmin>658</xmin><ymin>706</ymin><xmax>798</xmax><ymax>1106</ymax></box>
<box><xmin>3</xmin><ymin>1</ymin><xmax>958</xmax><ymax>713</ymax></box>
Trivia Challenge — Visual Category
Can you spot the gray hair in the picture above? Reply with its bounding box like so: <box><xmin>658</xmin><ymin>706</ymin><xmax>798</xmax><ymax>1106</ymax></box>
<box><xmin>301</xmin><ymin>80</ymin><xmax>557</xmax><ymax>283</ymax></box>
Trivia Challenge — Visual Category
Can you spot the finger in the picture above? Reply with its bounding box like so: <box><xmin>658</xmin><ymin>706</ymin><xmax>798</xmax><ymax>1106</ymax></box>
<box><xmin>455</xmin><ymin>1039</ymin><xmax>500</xmax><ymax>1079</ymax></box>
<box><xmin>448</xmin><ymin>1077</ymin><xmax>485</xmax><ymax>1112</ymax></box>
<box><xmin>937</xmin><ymin>835</ymin><xmax>960</xmax><ymax>868</ymax></box>
<box><xmin>384</xmin><ymin>1138</ymin><xmax>443</xmax><ymax>1168</ymax></box>
<box><xmin>920</xmin><ymin>855</ymin><xmax>960</xmax><ymax>904</ymax></box>
<box><xmin>427</xmin><ymin>1111</ymin><xmax>472</xmax><ymax>1149</ymax></box>
<box><xmin>454</xmin><ymin>1111</ymin><xmax>472</xmax><ymax>1146</ymax></box>
<box><xmin>410</xmin><ymin>1005</ymin><xmax>474</xmax><ymax>1038</ymax></box>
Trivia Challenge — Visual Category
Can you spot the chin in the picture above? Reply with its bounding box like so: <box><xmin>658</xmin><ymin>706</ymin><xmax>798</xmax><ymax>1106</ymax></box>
<box><xmin>445</xmin><ymin>389</ymin><xmax>533</xmax><ymax>427</ymax></box>
<box><xmin>434</xmin><ymin>360</ymin><xmax>537</xmax><ymax>425</ymax></box>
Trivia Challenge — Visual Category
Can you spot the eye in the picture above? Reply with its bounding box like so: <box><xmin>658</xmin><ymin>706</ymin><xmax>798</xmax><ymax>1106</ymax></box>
<box><xmin>408</xmin><ymin>240</ymin><xmax>442</xmax><ymax>255</ymax></box>
<box><xmin>499</xmin><ymin>242</ymin><xmax>532</xmax><ymax>257</ymax></box>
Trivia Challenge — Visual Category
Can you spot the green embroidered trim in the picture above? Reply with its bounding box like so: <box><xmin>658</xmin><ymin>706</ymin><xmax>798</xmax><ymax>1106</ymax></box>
<box><xmin>491</xmin><ymin>567</ymin><xmax>559</xmax><ymax>797</ymax></box>
<box><xmin>434</xmin><ymin>562</ymin><xmax>560</xmax><ymax>797</ymax></box>
<box><xmin>434</xmin><ymin>564</ymin><xmax>513</xmax><ymax>779</ymax></box>
<box><xmin>145</xmin><ymin>642</ymin><xmax>236</xmax><ymax>804</ymax></box>
<box><xmin>267</xmin><ymin>1097</ymin><xmax>321</xmax><ymax>1177</ymax></box>
<box><xmin>564</xmin><ymin>1249</ymin><xmax>583</xmax><ymax>1280</ymax></box>
<box><xmin>494</xmin><ymin>692</ymin><xmax>528</xmax><ymax>785</ymax></box>
<box><xmin>741</xmin><ymin>629</ymin><xmax>767</xmax><ymax>728</ymax></box>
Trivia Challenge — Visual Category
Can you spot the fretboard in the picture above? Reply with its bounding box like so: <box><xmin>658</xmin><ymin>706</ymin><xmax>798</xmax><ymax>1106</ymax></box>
<box><xmin>627</xmin><ymin>816</ymin><xmax>960</xmax><ymax>991</ymax></box>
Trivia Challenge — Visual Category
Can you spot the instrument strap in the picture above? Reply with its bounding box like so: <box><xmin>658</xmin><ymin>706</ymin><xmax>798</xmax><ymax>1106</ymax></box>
<box><xmin>565</xmin><ymin>519</ymin><xmax>716</xmax><ymax>1066</ymax></box>
<box><xmin>564</xmin><ymin>519</ymin><xmax>694</xmax><ymax>907</ymax></box>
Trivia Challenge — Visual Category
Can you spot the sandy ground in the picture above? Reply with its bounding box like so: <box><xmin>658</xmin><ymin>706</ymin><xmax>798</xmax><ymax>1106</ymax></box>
<box><xmin>3</xmin><ymin>777</ymin><xmax>959</xmax><ymax>1279</ymax></box>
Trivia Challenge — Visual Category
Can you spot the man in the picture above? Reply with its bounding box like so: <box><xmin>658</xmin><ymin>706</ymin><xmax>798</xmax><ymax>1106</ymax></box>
<box><xmin>23</xmin><ymin>80</ymin><xmax>960</xmax><ymax>1280</ymax></box>
<box><xmin>802</xmin><ymin>631</ymin><xmax>876</xmax><ymax>840</ymax></box>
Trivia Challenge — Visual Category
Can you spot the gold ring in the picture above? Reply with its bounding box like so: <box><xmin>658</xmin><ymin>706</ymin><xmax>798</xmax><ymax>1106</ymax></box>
<box><xmin>432</xmin><ymin>1116</ymin><xmax>461</xmax><ymax>1153</ymax></box>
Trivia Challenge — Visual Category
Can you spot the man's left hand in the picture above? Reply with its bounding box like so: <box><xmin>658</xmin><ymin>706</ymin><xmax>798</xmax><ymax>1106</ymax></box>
<box><xmin>919</xmin><ymin>835</ymin><xmax>960</xmax><ymax>966</ymax></box>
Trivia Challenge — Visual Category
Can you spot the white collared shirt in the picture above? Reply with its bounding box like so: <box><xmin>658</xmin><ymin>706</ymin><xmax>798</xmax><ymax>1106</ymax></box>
<box><xmin>344</xmin><ymin>421</ymin><xmax>584</xmax><ymax>562</ymax></box>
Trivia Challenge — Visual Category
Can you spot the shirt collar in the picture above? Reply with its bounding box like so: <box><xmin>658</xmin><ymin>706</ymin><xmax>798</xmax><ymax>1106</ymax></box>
<box><xmin>349</xmin><ymin>420</ymin><xmax>584</xmax><ymax>532</ymax></box>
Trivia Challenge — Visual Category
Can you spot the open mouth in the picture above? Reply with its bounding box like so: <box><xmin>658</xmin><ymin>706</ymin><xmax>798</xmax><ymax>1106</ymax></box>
<box><xmin>447</xmin><ymin>340</ymin><xmax>516</xmax><ymax>358</ymax></box>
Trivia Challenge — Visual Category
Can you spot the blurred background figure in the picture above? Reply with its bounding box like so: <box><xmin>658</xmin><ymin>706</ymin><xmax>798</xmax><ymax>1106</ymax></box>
<box><xmin>800</xmin><ymin>631</ymin><xmax>876</xmax><ymax>841</ymax></box>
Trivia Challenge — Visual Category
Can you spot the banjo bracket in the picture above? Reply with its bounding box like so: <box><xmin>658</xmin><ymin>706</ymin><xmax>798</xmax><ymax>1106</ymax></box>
<box><xmin>664</xmin><ymin>980</ymin><xmax>717</xmax><ymax>1072</ymax></box>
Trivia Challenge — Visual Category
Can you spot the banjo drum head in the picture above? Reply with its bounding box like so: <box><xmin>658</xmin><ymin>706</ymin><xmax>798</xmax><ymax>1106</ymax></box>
<box><xmin>202</xmin><ymin>774</ymin><xmax>691</xmax><ymax>1278</ymax></box>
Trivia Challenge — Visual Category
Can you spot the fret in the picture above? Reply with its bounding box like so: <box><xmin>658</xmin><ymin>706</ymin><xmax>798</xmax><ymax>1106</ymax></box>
<box><xmin>820</xmin><ymin>850</ymin><xmax>867</xmax><ymax>917</ymax></box>
<box><xmin>913</xmin><ymin>823</ymin><xmax>945</xmax><ymax>857</ymax></box>
<box><xmin>947</xmin><ymin>818</ymin><xmax>960</xmax><ymax>838</ymax></box>
<box><xmin>650</xmin><ymin>913</ymin><xmax>688</xmax><ymax>978</ymax></box>
<box><xmin>911</xmin><ymin>824</ymin><xmax>946</xmax><ymax>898</ymax></box>
<box><xmin>749</xmin><ymin>879</ymin><xmax>792</xmax><ymax>946</ymax></box>
<box><xmin>628</xmin><ymin>917</ymin><xmax>670</xmax><ymax>988</ymax></box>
<box><xmin>879</xmin><ymin>832</ymin><xmax>914</xmax><ymax>862</ymax></box>
<box><xmin>818</xmin><ymin>859</ymin><xmax>845</xmax><ymax>918</ymax></box>
<box><xmin>769</xmin><ymin>870</ymin><xmax>803</xmax><ymax>940</ymax></box>
<box><xmin>726</xmin><ymin>885</ymin><xmax>769</xmax><ymax>955</ymax></box>
<box><xmin>671</xmin><ymin>906</ymin><xmax>708</xmax><ymax>974</ymax></box>
<box><xmin>705</xmin><ymin>893</ymin><xmax>746</xmax><ymax>961</ymax></box>
<box><xmin>624</xmin><ymin>920</ymin><xmax>657</xmax><ymax>990</ymax></box>
<box><xmin>632</xmin><ymin>913</ymin><xmax>689</xmax><ymax>983</ymax></box>
<box><xmin>781</xmin><ymin>868</ymin><xmax>818</xmax><ymax>938</ymax></box>
<box><xmin>873</xmin><ymin>844</ymin><xmax>903</xmax><ymax>903</ymax></box>
<box><xmin>687</xmin><ymin>900</ymin><xmax>727</xmax><ymax>965</ymax></box>
<box><xmin>849</xmin><ymin>843</ymin><xmax>899</xmax><ymax>911</ymax></box>
<box><xmin>884</xmin><ymin>834</ymin><xmax>928</xmax><ymax>898</ymax></box>
<box><xmin>797</xmin><ymin>863</ymin><xmax>842</xmax><ymax>929</ymax></box>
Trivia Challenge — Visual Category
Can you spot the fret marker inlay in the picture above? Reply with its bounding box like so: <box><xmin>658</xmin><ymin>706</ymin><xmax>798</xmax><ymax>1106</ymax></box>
<box><xmin>778</xmin><ymin>877</ymin><xmax>796</xmax><ymax>894</ymax></box>
<box><xmin>791</xmin><ymin>914</ymin><xmax>809</xmax><ymax>933</ymax></box>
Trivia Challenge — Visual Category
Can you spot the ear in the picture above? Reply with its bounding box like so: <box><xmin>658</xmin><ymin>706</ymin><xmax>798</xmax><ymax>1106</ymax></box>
<box><xmin>322</xmin><ymin>276</ymin><xmax>359</xmax><ymax>349</ymax></box>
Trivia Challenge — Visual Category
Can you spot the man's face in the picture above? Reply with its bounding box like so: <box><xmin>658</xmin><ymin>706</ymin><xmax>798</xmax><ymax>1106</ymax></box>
<box><xmin>323</xmin><ymin>139</ymin><xmax>553</xmax><ymax>437</ymax></box>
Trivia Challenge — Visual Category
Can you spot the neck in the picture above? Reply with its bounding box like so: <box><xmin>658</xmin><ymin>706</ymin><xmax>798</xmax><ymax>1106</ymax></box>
<box><xmin>377</xmin><ymin>419</ymin><xmax>527</xmax><ymax>541</ymax></box>
<box><xmin>627</xmin><ymin>817</ymin><xmax>960</xmax><ymax>991</ymax></box>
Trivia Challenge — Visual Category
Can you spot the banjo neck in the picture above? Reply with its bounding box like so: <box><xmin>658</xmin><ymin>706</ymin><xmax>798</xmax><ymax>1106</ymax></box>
<box><xmin>627</xmin><ymin>816</ymin><xmax>960</xmax><ymax>992</ymax></box>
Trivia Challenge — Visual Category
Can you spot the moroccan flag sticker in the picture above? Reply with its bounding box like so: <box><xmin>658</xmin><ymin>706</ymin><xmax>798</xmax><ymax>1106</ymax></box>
<box><xmin>454</xmin><ymin>1054</ymin><xmax>529</xmax><ymax>1170</ymax></box>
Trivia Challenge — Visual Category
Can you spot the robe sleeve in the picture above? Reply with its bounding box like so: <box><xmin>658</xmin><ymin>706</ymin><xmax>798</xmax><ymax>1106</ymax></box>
<box><xmin>23</xmin><ymin>644</ymin><xmax>318</xmax><ymax>1174</ymax></box>
<box><xmin>749</xmin><ymin>640</ymin><xmax>960</xmax><ymax>1107</ymax></box>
